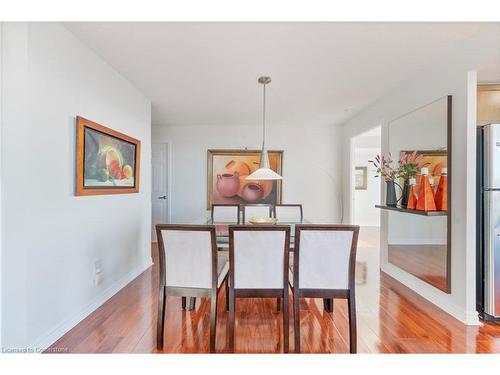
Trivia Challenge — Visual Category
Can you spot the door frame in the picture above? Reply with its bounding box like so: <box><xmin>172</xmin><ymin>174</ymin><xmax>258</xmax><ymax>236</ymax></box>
<box><xmin>347</xmin><ymin>125</ymin><xmax>382</xmax><ymax>225</ymax></box>
<box><xmin>152</xmin><ymin>142</ymin><xmax>172</xmax><ymax>239</ymax></box>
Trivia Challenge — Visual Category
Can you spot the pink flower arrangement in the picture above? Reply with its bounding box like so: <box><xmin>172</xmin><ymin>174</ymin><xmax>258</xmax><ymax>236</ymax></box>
<box><xmin>368</xmin><ymin>152</ymin><xmax>399</xmax><ymax>182</ymax></box>
<box><xmin>369</xmin><ymin>151</ymin><xmax>430</xmax><ymax>182</ymax></box>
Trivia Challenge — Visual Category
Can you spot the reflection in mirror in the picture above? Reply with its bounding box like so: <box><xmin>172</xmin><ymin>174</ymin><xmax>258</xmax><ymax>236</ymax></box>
<box><xmin>386</xmin><ymin>96</ymin><xmax>451</xmax><ymax>293</ymax></box>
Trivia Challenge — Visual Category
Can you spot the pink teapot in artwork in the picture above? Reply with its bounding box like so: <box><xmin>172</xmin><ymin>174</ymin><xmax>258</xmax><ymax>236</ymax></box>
<box><xmin>241</xmin><ymin>183</ymin><xmax>264</xmax><ymax>203</ymax></box>
<box><xmin>216</xmin><ymin>171</ymin><xmax>240</xmax><ymax>197</ymax></box>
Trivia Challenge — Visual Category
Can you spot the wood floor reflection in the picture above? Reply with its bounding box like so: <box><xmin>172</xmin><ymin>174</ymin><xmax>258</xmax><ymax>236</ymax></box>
<box><xmin>48</xmin><ymin>227</ymin><xmax>500</xmax><ymax>353</ymax></box>
<box><xmin>388</xmin><ymin>244</ymin><xmax>448</xmax><ymax>292</ymax></box>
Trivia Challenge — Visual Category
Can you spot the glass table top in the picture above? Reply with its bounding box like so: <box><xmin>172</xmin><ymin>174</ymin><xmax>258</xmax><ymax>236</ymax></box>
<box><xmin>189</xmin><ymin>217</ymin><xmax>311</xmax><ymax>237</ymax></box>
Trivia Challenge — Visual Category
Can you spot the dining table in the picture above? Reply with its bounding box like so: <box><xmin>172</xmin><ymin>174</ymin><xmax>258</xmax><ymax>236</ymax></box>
<box><xmin>190</xmin><ymin>216</ymin><xmax>311</xmax><ymax>244</ymax></box>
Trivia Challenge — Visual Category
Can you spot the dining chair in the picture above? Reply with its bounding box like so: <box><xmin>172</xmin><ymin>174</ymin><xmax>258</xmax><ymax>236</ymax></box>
<box><xmin>274</xmin><ymin>204</ymin><xmax>303</xmax><ymax>223</ymax></box>
<box><xmin>242</xmin><ymin>204</ymin><xmax>273</xmax><ymax>223</ymax></box>
<box><xmin>290</xmin><ymin>224</ymin><xmax>360</xmax><ymax>353</ymax></box>
<box><xmin>211</xmin><ymin>204</ymin><xmax>240</xmax><ymax>224</ymax></box>
<box><xmin>155</xmin><ymin>224</ymin><xmax>229</xmax><ymax>353</ymax></box>
<box><xmin>228</xmin><ymin>225</ymin><xmax>291</xmax><ymax>353</ymax></box>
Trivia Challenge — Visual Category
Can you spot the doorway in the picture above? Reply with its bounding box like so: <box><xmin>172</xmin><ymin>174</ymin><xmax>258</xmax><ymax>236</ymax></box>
<box><xmin>350</xmin><ymin>126</ymin><xmax>381</xmax><ymax>297</ymax></box>
<box><xmin>351</xmin><ymin>126</ymin><xmax>381</xmax><ymax>227</ymax></box>
<box><xmin>152</xmin><ymin>142</ymin><xmax>170</xmax><ymax>240</ymax></box>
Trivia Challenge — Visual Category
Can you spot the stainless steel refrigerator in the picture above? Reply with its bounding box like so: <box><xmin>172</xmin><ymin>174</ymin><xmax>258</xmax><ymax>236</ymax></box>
<box><xmin>477</xmin><ymin>123</ymin><xmax>500</xmax><ymax>321</ymax></box>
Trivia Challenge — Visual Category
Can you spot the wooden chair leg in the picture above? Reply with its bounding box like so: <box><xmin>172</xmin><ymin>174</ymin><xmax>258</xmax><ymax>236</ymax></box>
<box><xmin>228</xmin><ymin>288</ymin><xmax>235</xmax><ymax>353</ymax></box>
<box><xmin>323</xmin><ymin>298</ymin><xmax>334</xmax><ymax>313</ymax></box>
<box><xmin>181</xmin><ymin>297</ymin><xmax>186</xmax><ymax>310</ymax></box>
<box><xmin>210</xmin><ymin>291</ymin><xmax>218</xmax><ymax>353</ymax></box>
<box><xmin>277</xmin><ymin>298</ymin><xmax>281</xmax><ymax>312</ymax></box>
<box><xmin>156</xmin><ymin>286</ymin><xmax>167</xmax><ymax>350</ymax></box>
<box><xmin>225</xmin><ymin>278</ymin><xmax>229</xmax><ymax>312</ymax></box>
<box><xmin>293</xmin><ymin>288</ymin><xmax>300</xmax><ymax>353</ymax></box>
<box><xmin>188</xmin><ymin>297</ymin><xmax>196</xmax><ymax>310</ymax></box>
<box><xmin>283</xmin><ymin>290</ymin><xmax>289</xmax><ymax>353</ymax></box>
<box><xmin>348</xmin><ymin>293</ymin><xmax>357</xmax><ymax>353</ymax></box>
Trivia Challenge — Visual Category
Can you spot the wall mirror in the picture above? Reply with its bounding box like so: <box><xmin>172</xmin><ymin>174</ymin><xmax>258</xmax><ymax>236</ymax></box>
<box><xmin>387</xmin><ymin>95</ymin><xmax>451</xmax><ymax>293</ymax></box>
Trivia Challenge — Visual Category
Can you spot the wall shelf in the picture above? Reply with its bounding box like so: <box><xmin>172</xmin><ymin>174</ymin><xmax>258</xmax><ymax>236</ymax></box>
<box><xmin>375</xmin><ymin>204</ymin><xmax>447</xmax><ymax>217</ymax></box>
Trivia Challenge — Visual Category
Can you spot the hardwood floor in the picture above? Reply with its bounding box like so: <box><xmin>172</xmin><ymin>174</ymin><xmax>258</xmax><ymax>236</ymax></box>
<box><xmin>48</xmin><ymin>227</ymin><xmax>500</xmax><ymax>353</ymax></box>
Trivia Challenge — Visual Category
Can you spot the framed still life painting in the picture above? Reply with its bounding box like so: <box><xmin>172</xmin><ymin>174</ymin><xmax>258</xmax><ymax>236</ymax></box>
<box><xmin>76</xmin><ymin>116</ymin><xmax>141</xmax><ymax>196</ymax></box>
<box><xmin>401</xmin><ymin>149</ymin><xmax>447</xmax><ymax>186</ymax></box>
<box><xmin>207</xmin><ymin>149</ymin><xmax>283</xmax><ymax>209</ymax></box>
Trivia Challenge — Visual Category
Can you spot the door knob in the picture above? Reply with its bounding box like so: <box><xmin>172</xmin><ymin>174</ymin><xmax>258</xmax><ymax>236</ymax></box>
<box><xmin>158</xmin><ymin>195</ymin><xmax>167</xmax><ymax>200</ymax></box>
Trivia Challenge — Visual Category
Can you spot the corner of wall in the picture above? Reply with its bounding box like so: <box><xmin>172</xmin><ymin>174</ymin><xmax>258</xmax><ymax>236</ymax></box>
<box><xmin>0</xmin><ymin>20</ymin><xmax>3</xmax><ymax>349</ymax></box>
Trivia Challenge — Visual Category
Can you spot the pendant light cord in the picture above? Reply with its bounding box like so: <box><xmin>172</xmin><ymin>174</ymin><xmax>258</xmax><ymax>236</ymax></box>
<box><xmin>262</xmin><ymin>82</ymin><xmax>266</xmax><ymax>149</ymax></box>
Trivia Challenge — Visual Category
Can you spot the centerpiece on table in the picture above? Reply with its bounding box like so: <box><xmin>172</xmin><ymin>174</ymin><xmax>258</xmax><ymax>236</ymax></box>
<box><xmin>248</xmin><ymin>216</ymin><xmax>278</xmax><ymax>224</ymax></box>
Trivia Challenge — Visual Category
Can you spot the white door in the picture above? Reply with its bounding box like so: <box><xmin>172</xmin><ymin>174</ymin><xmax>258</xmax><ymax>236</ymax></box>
<box><xmin>152</xmin><ymin>143</ymin><xmax>169</xmax><ymax>240</ymax></box>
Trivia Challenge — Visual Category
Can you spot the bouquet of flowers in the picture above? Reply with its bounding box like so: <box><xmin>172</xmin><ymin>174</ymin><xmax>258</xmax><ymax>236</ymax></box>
<box><xmin>368</xmin><ymin>153</ymin><xmax>399</xmax><ymax>181</ymax></box>
<box><xmin>398</xmin><ymin>151</ymin><xmax>424</xmax><ymax>180</ymax></box>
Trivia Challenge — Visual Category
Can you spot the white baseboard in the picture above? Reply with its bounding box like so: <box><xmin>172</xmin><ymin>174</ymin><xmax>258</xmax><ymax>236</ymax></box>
<box><xmin>30</xmin><ymin>260</ymin><xmax>153</xmax><ymax>352</ymax></box>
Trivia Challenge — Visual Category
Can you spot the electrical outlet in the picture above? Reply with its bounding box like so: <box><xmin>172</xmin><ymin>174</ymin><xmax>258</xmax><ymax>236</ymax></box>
<box><xmin>94</xmin><ymin>260</ymin><xmax>103</xmax><ymax>286</ymax></box>
<box><xmin>94</xmin><ymin>271</ymin><xmax>103</xmax><ymax>286</ymax></box>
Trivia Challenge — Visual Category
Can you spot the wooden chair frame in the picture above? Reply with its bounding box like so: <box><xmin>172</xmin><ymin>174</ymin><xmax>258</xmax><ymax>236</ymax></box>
<box><xmin>211</xmin><ymin>203</ymin><xmax>241</xmax><ymax>224</ymax></box>
<box><xmin>273</xmin><ymin>204</ymin><xmax>304</xmax><ymax>222</ymax></box>
<box><xmin>241</xmin><ymin>204</ymin><xmax>274</xmax><ymax>223</ymax></box>
<box><xmin>155</xmin><ymin>224</ymin><xmax>229</xmax><ymax>353</ymax></box>
<box><xmin>228</xmin><ymin>225</ymin><xmax>291</xmax><ymax>353</ymax></box>
<box><xmin>291</xmin><ymin>224</ymin><xmax>360</xmax><ymax>353</ymax></box>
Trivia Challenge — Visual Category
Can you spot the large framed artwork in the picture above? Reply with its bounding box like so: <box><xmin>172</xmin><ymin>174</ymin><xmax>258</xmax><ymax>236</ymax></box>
<box><xmin>76</xmin><ymin>116</ymin><xmax>141</xmax><ymax>196</ymax></box>
<box><xmin>207</xmin><ymin>149</ymin><xmax>283</xmax><ymax>208</ymax></box>
<box><xmin>401</xmin><ymin>149</ymin><xmax>447</xmax><ymax>186</ymax></box>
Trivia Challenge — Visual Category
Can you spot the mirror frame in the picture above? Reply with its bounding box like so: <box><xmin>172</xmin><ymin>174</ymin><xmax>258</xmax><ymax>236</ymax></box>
<box><xmin>387</xmin><ymin>95</ymin><xmax>452</xmax><ymax>293</ymax></box>
<box><xmin>446</xmin><ymin>95</ymin><xmax>452</xmax><ymax>293</ymax></box>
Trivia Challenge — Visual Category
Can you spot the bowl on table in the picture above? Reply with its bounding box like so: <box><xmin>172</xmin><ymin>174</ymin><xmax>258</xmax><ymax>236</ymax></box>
<box><xmin>248</xmin><ymin>216</ymin><xmax>278</xmax><ymax>225</ymax></box>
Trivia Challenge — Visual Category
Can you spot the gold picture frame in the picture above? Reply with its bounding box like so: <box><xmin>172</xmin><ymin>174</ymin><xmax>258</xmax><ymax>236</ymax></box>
<box><xmin>400</xmin><ymin>149</ymin><xmax>447</xmax><ymax>186</ymax></box>
<box><xmin>207</xmin><ymin>149</ymin><xmax>283</xmax><ymax>209</ymax></box>
<box><xmin>354</xmin><ymin>166</ymin><xmax>368</xmax><ymax>190</ymax></box>
<box><xmin>76</xmin><ymin>116</ymin><xmax>141</xmax><ymax>196</ymax></box>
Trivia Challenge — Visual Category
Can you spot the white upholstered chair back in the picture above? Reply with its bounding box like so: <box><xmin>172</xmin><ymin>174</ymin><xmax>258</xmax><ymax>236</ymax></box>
<box><xmin>296</xmin><ymin>227</ymin><xmax>357</xmax><ymax>290</ymax></box>
<box><xmin>158</xmin><ymin>227</ymin><xmax>215</xmax><ymax>289</ymax></box>
<box><xmin>274</xmin><ymin>205</ymin><xmax>303</xmax><ymax>222</ymax></box>
<box><xmin>243</xmin><ymin>205</ymin><xmax>272</xmax><ymax>223</ymax></box>
<box><xmin>230</xmin><ymin>227</ymin><xmax>290</xmax><ymax>289</ymax></box>
<box><xmin>212</xmin><ymin>204</ymin><xmax>240</xmax><ymax>223</ymax></box>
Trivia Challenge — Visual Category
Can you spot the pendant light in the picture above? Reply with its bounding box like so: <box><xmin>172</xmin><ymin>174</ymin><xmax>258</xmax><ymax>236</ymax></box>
<box><xmin>246</xmin><ymin>76</ymin><xmax>283</xmax><ymax>180</ymax></box>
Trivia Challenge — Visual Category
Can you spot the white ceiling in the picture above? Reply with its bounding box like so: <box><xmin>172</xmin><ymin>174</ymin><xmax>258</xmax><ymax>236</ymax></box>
<box><xmin>478</xmin><ymin>63</ymin><xmax>500</xmax><ymax>83</ymax></box>
<box><xmin>65</xmin><ymin>22</ymin><xmax>486</xmax><ymax>127</ymax></box>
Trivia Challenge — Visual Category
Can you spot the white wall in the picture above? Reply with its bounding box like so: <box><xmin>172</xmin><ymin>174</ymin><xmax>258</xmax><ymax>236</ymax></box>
<box><xmin>152</xmin><ymin>122</ymin><xmax>343</xmax><ymax>224</ymax></box>
<box><xmin>341</xmin><ymin>24</ymin><xmax>500</xmax><ymax>324</ymax></box>
<box><xmin>352</xmin><ymin>147</ymin><xmax>381</xmax><ymax>226</ymax></box>
<box><xmin>1</xmin><ymin>23</ymin><xmax>152</xmax><ymax>350</ymax></box>
<box><xmin>0</xmin><ymin>22</ymin><xmax>3</xmax><ymax>350</ymax></box>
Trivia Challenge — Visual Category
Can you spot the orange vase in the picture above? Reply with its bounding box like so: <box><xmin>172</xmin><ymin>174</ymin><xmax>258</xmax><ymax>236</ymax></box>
<box><xmin>416</xmin><ymin>168</ymin><xmax>437</xmax><ymax>211</ymax></box>
<box><xmin>407</xmin><ymin>178</ymin><xmax>418</xmax><ymax>209</ymax></box>
<box><xmin>434</xmin><ymin>168</ymin><xmax>448</xmax><ymax>211</ymax></box>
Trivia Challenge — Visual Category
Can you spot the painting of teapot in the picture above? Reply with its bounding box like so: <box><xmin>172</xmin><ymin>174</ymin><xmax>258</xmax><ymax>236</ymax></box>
<box><xmin>216</xmin><ymin>171</ymin><xmax>240</xmax><ymax>197</ymax></box>
<box><xmin>208</xmin><ymin>149</ymin><xmax>283</xmax><ymax>208</ymax></box>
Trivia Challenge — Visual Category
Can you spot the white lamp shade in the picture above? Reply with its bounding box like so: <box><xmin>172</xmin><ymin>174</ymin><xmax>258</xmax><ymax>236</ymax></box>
<box><xmin>245</xmin><ymin>148</ymin><xmax>282</xmax><ymax>180</ymax></box>
<box><xmin>246</xmin><ymin>167</ymin><xmax>282</xmax><ymax>180</ymax></box>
